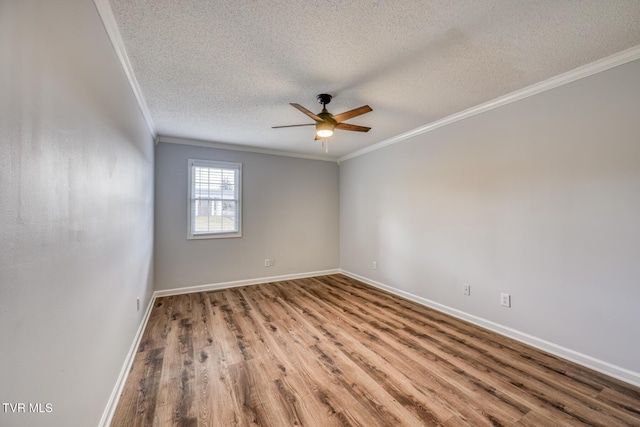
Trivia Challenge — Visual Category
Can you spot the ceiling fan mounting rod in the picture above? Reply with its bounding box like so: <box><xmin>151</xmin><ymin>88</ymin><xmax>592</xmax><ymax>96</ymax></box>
<box><xmin>316</xmin><ymin>93</ymin><xmax>332</xmax><ymax>107</ymax></box>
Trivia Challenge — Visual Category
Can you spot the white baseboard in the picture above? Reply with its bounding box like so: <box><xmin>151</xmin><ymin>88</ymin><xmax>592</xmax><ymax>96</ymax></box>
<box><xmin>98</xmin><ymin>295</ymin><xmax>157</xmax><ymax>427</ymax></box>
<box><xmin>153</xmin><ymin>269</ymin><xmax>340</xmax><ymax>298</ymax></box>
<box><xmin>100</xmin><ymin>267</ymin><xmax>638</xmax><ymax>425</ymax></box>
<box><xmin>340</xmin><ymin>270</ymin><xmax>640</xmax><ymax>388</ymax></box>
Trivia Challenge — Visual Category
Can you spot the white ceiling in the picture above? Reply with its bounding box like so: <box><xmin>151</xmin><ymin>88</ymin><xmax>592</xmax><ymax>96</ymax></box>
<box><xmin>106</xmin><ymin>0</ymin><xmax>640</xmax><ymax>159</ymax></box>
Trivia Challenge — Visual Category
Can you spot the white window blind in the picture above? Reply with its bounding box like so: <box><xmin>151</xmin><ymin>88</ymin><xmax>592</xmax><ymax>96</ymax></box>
<box><xmin>188</xmin><ymin>159</ymin><xmax>242</xmax><ymax>239</ymax></box>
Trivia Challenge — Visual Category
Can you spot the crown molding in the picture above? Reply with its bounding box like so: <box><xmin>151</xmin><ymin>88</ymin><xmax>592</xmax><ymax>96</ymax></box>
<box><xmin>158</xmin><ymin>135</ymin><xmax>339</xmax><ymax>162</ymax></box>
<box><xmin>90</xmin><ymin>2</ymin><xmax>640</xmax><ymax>164</ymax></box>
<box><xmin>93</xmin><ymin>0</ymin><xmax>157</xmax><ymax>138</ymax></box>
<box><xmin>340</xmin><ymin>44</ymin><xmax>640</xmax><ymax>162</ymax></box>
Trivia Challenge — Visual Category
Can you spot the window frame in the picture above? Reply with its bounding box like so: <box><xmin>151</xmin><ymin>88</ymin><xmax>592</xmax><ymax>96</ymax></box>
<box><xmin>187</xmin><ymin>159</ymin><xmax>242</xmax><ymax>240</ymax></box>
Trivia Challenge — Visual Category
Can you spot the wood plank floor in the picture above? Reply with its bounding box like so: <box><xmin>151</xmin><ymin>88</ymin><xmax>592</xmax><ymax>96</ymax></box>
<box><xmin>111</xmin><ymin>274</ymin><xmax>640</xmax><ymax>426</ymax></box>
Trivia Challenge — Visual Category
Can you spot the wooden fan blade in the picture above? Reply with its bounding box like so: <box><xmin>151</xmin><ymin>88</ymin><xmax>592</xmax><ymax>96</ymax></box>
<box><xmin>272</xmin><ymin>123</ymin><xmax>315</xmax><ymax>129</ymax></box>
<box><xmin>290</xmin><ymin>103</ymin><xmax>322</xmax><ymax>122</ymax></box>
<box><xmin>335</xmin><ymin>123</ymin><xmax>371</xmax><ymax>132</ymax></box>
<box><xmin>332</xmin><ymin>105</ymin><xmax>372</xmax><ymax>123</ymax></box>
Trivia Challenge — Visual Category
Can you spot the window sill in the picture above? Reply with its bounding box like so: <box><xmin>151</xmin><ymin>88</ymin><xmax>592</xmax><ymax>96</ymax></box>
<box><xmin>187</xmin><ymin>232</ymin><xmax>242</xmax><ymax>240</ymax></box>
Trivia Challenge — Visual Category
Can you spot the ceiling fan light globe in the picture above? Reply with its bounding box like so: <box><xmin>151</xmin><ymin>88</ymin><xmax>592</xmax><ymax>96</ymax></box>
<box><xmin>316</xmin><ymin>121</ymin><xmax>334</xmax><ymax>138</ymax></box>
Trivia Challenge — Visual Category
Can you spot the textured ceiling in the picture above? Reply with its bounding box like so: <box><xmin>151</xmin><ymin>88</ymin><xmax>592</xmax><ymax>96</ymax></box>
<box><xmin>107</xmin><ymin>0</ymin><xmax>640</xmax><ymax>159</ymax></box>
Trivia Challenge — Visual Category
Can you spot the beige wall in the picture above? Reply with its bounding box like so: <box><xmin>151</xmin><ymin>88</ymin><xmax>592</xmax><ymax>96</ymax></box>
<box><xmin>154</xmin><ymin>142</ymin><xmax>339</xmax><ymax>291</ymax></box>
<box><xmin>0</xmin><ymin>1</ymin><xmax>154</xmax><ymax>426</ymax></box>
<box><xmin>340</xmin><ymin>58</ymin><xmax>640</xmax><ymax>380</ymax></box>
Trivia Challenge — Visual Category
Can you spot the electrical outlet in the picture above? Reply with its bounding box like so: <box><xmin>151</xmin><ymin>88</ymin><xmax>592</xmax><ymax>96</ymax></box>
<box><xmin>463</xmin><ymin>284</ymin><xmax>470</xmax><ymax>296</ymax></box>
<box><xmin>264</xmin><ymin>259</ymin><xmax>270</xmax><ymax>267</ymax></box>
<box><xmin>269</xmin><ymin>259</ymin><xmax>275</xmax><ymax>267</ymax></box>
<box><xmin>136</xmin><ymin>297</ymin><xmax>140</xmax><ymax>312</ymax></box>
<box><xmin>372</xmin><ymin>261</ymin><xmax>377</xmax><ymax>270</ymax></box>
<box><xmin>501</xmin><ymin>293</ymin><xmax>511</xmax><ymax>307</ymax></box>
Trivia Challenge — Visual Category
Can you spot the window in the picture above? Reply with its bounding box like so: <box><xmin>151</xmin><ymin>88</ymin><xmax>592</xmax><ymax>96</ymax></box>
<box><xmin>188</xmin><ymin>159</ymin><xmax>242</xmax><ymax>239</ymax></box>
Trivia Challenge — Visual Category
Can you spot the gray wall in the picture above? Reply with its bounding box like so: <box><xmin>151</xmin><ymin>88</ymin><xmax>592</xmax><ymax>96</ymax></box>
<box><xmin>0</xmin><ymin>1</ymin><xmax>154</xmax><ymax>426</ymax></box>
<box><xmin>340</xmin><ymin>58</ymin><xmax>640</xmax><ymax>375</ymax></box>
<box><xmin>154</xmin><ymin>143</ymin><xmax>339</xmax><ymax>290</ymax></box>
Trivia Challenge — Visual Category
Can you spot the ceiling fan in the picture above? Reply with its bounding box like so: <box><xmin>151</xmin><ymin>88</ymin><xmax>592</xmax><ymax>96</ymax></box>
<box><xmin>272</xmin><ymin>94</ymin><xmax>372</xmax><ymax>141</ymax></box>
